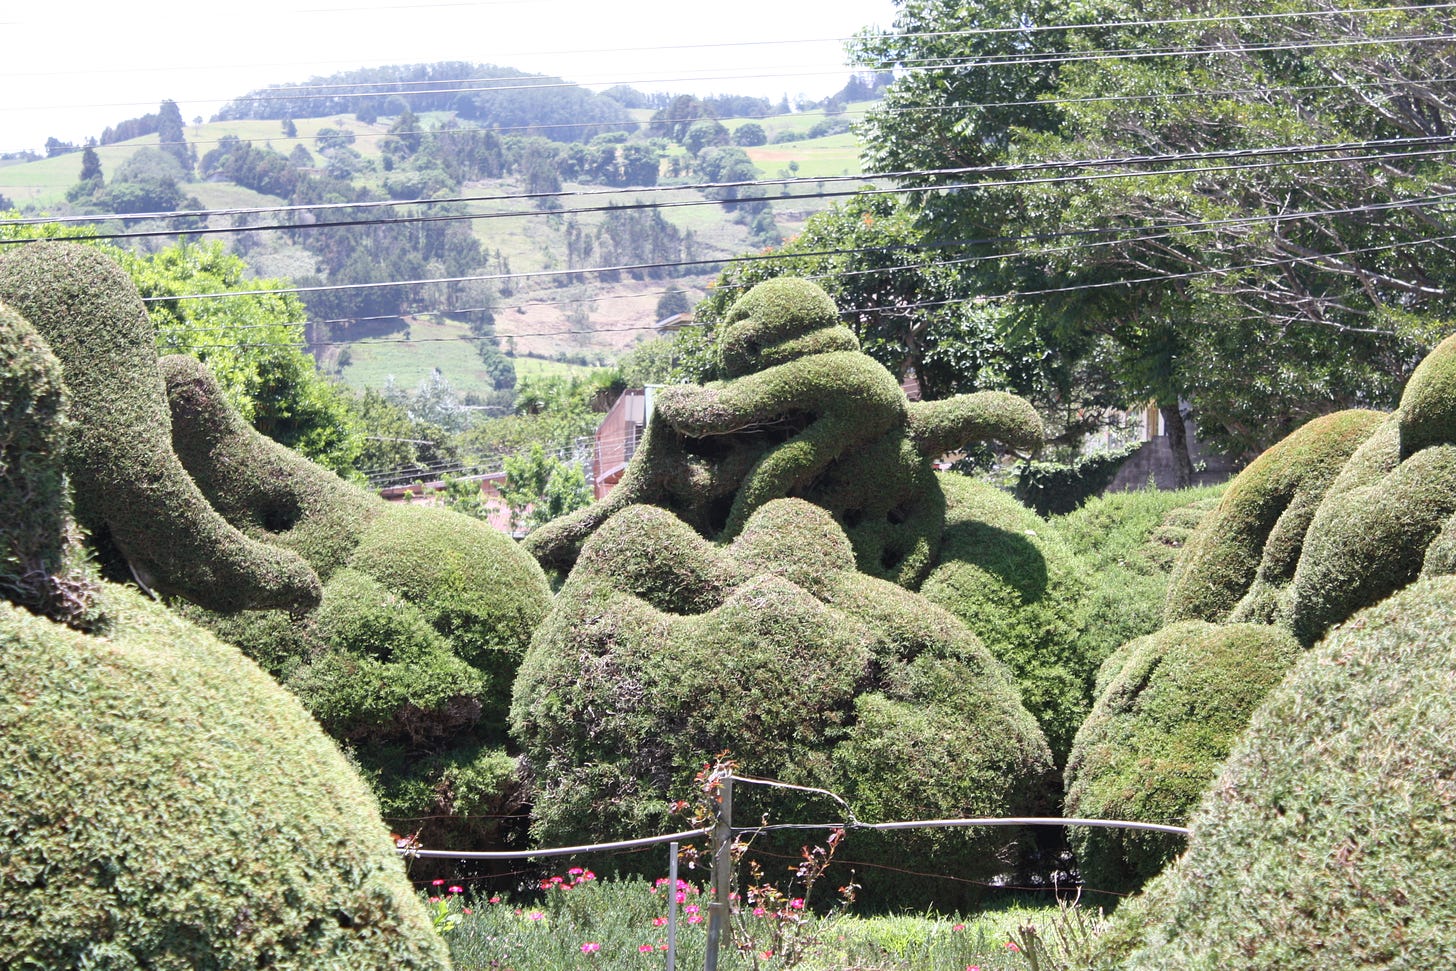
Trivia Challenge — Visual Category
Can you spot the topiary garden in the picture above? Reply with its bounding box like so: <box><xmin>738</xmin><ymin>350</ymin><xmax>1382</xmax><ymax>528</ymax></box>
<box><xmin>5</xmin><ymin>240</ymin><xmax>1454</xmax><ymax>963</ymax></box>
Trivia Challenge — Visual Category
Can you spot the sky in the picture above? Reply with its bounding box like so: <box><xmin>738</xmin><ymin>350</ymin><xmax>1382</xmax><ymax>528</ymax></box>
<box><xmin>1</xmin><ymin>0</ymin><xmax>902</xmax><ymax>156</ymax></box>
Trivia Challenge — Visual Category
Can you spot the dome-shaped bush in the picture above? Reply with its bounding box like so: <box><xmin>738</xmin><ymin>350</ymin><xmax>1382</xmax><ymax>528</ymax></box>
<box><xmin>1065</xmin><ymin>621</ymin><xmax>1301</xmax><ymax>896</ymax></box>
<box><xmin>512</xmin><ymin>499</ymin><xmax>1055</xmax><ymax>908</ymax></box>
<box><xmin>1096</xmin><ymin>576</ymin><xmax>1456</xmax><ymax>969</ymax></box>
<box><xmin>918</xmin><ymin>473</ymin><xmax>1093</xmax><ymax>763</ymax></box>
<box><xmin>1398</xmin><ymin>330</ymin><xmax>1456</xmax><ymax>458</ymax></box>
<box><xmin>0</xmin><ymin>585</ymin><xmax>449</xmax><ymax>970</ymax></box>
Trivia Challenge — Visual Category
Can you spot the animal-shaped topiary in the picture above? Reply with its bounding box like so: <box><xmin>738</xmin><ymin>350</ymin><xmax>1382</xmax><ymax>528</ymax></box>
<box><xmin>525</xmin><ymin>277</ymin><xmax>1043</xmax><ymax>587</ymax></box>
<box><xmin>0</xmin><ymin>242</ymin><xmax>321</xmax><ymax>614</ymax></box>
<box><xmin>512</xmin><ymin>498</ymin><xmax>1056</xmax><ymax>910</ymax></box>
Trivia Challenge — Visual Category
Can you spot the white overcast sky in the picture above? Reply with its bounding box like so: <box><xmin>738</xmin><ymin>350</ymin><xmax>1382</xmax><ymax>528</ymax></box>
<box><xmin>1</xmin><ymin>0</ymin><xmax>901</xmax><ymax>155</ymax></box>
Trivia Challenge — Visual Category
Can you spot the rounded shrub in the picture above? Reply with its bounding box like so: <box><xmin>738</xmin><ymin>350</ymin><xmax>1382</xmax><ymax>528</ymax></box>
<box><xmin>0</xmin><ymin>242</ymin><xmax>321</xmax><ymax>614</ymax></box>
<box><xmin>0</xmin><ymin>584</ymin><xmax>449</xmax><ymax>971</ymax></box>
<box><xmin>1096</xmin><ymin>576</ymin><xmax>1456</xmax><ymax>970</ymax></box>
<box><xmin>1289</xmin><ymin>442</ymin><xmax>1456</xmax><ymax>644</ymax></box>
<box><xmin>0</xmin><ymin>300</ymin><xmax>99</xmax><ymax>628</ymax></box>
<box><xmin>1398</xmin><ymin>330</ymin><xmax>1456</xmax><ymax>458</ymax></box>
<box><xmin>1064</xmin><ymin>621</ymin><xmax>1302</xmax><ymax>896</ymax></box>
<box><xmin>1163</xmin><ymin>409</ymin><xmax>1385</xmax><ymax>626</ymax></box>
<box><xmin>512</xmin><ymin>499</ymin><xmax>1055</xmax><ymax>909</ymax></box>
<box><xmin>918</xmin><ymin>473</ymin><xmax>1093</xmax><ymax>763</ymax></box>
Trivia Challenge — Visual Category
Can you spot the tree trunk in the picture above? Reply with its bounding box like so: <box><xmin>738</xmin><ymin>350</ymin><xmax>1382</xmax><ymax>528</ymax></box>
<box><xmin>1159</xmin><ymin>401</ymin><xmax>1194</xmax><ymax>489</ymax></box>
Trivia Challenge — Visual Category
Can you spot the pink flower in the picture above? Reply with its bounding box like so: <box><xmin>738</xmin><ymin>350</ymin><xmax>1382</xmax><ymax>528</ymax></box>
<box><xmin>789</xmin><ymin>898</ymin><xmax>805</xmax><ymax>910</ymax></box>
<box><xmin>1005</xmin><ymin>941</ymin><xmax>1020</xmax><ymax>952</ymax></box>
<box><xmin>752</xmin><ymin>907</ymin><xmax>766</xmax><ymax>917</ymax></box>
<box><xmin>675</xmin><ymin>891</ymin><xmax>686</xmax><ymax>904</ymax></box>
<box><xmin>463</xmin><ymin>908</ymin><xmax>473</xmax><ymax>915</ymax></box>
<box><xmin>527</xmin><ymin>911</ymin><xmax>544</xmax><ymax>921</ymax></box>
<box><xmin>569</xmin><ymin>867</ymin><xmax>584</xmax><ymax>876</ymax></box>
<box><xmin>581</xmin><ymin>870</ymin><xmax>596</xmax><ymax>881</ymax></box>
<box><xmin>428</xmin><ymin>896</ymin><xmax>440</xmax><ymax>904</ymax></box>
<box><xmin>652</xmin><ymin>917</ymin><xmax>668</xmax><ymax>927</ymax></box>
<box><xmin>762</xmin><ymin>951</ymin><xmax>773</xmax><ymax>959</ymax></box>
<box><xmin>489</xmin><ymin>896</ymin><xmax>501</xmax><ymax>904</ymax></box>
<box><xmin>551</xmin><ymin>876</ymin><xmax>564</xmax><ymax>884</ymax></box>
<box><xmin>687</xmin><ymin>915</ymin><xmax>703</xmax><ymax>924</ymax></box>
<box><xmin>684</xmin><ymin>904</ymin><xmax>700</xmax><ymax>915</ymax></box>
<box><xmin>448</xmin><ymin>885</ymin><xmax>463</xmax><ymax>894</ymax></box>
<box><xmin>581</xmin><ymin>942</ymin><xmax>600</xmax><ymax>954</ymax></box>
<box><xmin>952</xmin><ymin>923</ymin><xmax>966</xmax><ymax>932</ymax></box>
<box><xmin>431</xmin><ymin>879</ymin><xmax>445</xmax><ymax>887</ymax></box>
<box><xmin>966</xmin><ymin>966</ymin><xmax>981</xmax><ymax>971</ymax></box>
<box><xmin>639</xmin><ymin>944</ymin><xmax>655</xmax><ymax>953</ymax></box>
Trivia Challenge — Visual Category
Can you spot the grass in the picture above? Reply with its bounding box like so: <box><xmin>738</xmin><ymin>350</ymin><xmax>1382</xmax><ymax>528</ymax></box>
<box><xmin>429</xmin><ymin>871</ymin><xmax>1083</xmax><ymax>971</ymax></box>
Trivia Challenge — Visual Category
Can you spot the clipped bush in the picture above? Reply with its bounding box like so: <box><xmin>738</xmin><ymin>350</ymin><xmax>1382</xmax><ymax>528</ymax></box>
<box><xmin>0</xmin><ymin>585</ymin><xmax>449</xmax><ymax>970</ymax></box>
<box><xmin>0</xmin><ymin>241</ymin><xmax>321</xmax><ymax>614</ymax></box>
<box><xmin>1064</xmin><ymin>621</ymin><xmax>1301</xmax><ymax>896</ymax></box>
<box><xmin>1055</xmin><ymin>486</ymin><xmax>1222</xmax><ymax>686</ymax></box>
<box><xmin>512</xmin><ymin>499</ymin><xmax>1055</xmax><ymax>909</ymax></box>
<box><xmin>1163</xmin><ymin>409</ymin><xmax>1385</xmax><ymax>625</ymax></box>
<box><xmin>1096</xmin><ymin>577</ymin><xmax>1456</xmax><ymax>969</ymax></box>
<box><xmin>1397</xmin><ymin>330</ymin><xmax>1456</xmax><ymax>458</ymax></box>
<box><xmin>525</xmin><ymin>277</ymin><xmax>1043</xmax><ymax>588</ymax></box>
<box><xmin>918</xmin><ymin>473</ymin><xmax>1093</xmax><ymax>763</ymax></box>
<box><xmin>0</xmin><ymin>300</ymin><xmax>99</xmax><ymax>628</ymax></box>
<box><xmin>160</xmin><ymin>353</ymin><xmax>551</xmax><ymax>850</ymax></box>
<box><xmin>1014</xmin><ymin>442</ymin><xmax>1142</xmax><ymax>517</ymax></box>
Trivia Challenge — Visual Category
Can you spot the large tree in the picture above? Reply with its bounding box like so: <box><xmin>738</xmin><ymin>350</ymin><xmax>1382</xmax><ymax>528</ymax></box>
<box><xmin>852</xmin><ymin>0</ymin><xmax>1454</xmax><ymax>471</ymax></box>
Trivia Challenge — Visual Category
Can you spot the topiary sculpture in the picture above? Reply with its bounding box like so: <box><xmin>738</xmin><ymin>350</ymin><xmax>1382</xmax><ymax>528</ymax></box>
<box><xmin>1</xmin><ymin>587</ymin><xmax>452</xmax><ymax>971</ymax></box>
<box><xmin>512</xmin><ymin>498</ymin><xmax>1056</xmax><ymax>909</ymax></box>
<box><xmin>159</xmin><ymin>353</ymin><xmax>552</xmax><ymax>851</ymax></box>
<box><xmin>0</xmin><ymin>241</ymin><xmax>321</xmax><ymax>614</ymax></box>
<box><xmin>0</xmin><ymin>299</ymin><xmax>447</xmax><ymax>969</ymax></box>
<box><xmin>525</xmin><ymin>277</ymin><xmax>1043</xmax><ymax>587</ymax></box>
<box><xmin>1094</xmin><ymin>576</ymin><xmax>1456</xmax><ymax>969</ymax></box>
<box><xmin>1162</xmin><ymin>408</ymin><xmax>1385</xmax><ymax>626</ymax></box>
<box><xmin>1064</xmin><ymin>621</ymin><xmax>1301</xmax><ymax>897</ymax></box>
<box><xmin>1287</xmin><ymin>333</ymin><xmax>1456</xmax><ymax>643</ymax></box>
<box><xmin>1</xmin><ymin>241</ymin><xmax>552</xmax><ymax>854</ymax></box>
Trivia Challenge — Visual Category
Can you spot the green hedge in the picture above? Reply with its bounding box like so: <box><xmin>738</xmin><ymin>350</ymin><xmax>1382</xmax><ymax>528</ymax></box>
<box><xmin>918</xmin><ymin>474</ymin><xmax>1093</xmax><ymax>764</ymax></box>
<box><xmin>0</xmin><ymin>242</ymin><xmax>320</xmax><ymax>614</ymax></box>
<box><xmin>1163</xmin><ymin>409</ymin><xmax>1385</xmax><ymax>626</ymax></box>
<box><xmin>512</xmin><ymin>498</ymin><xmax>1054</xmax><ymax>910</ymax></box>
<box><xmin>0</xmin><ymin>585</ymin><xmax>449</xmax><ymax>970</ymax></box>
<box><xmin>1096</xmin><ymin>576</ymin><xmax>1456</xmax><ymax>969</ymax></box>
<box><xmin>1065</xmin><ymin>621</ymin><xmax>1301</xmax><ymax>896</ymax></box>
<box><xmin>1014</xmin><ymin>442</ymin><xmax>1142</xmax><ymax>517</ymax></box>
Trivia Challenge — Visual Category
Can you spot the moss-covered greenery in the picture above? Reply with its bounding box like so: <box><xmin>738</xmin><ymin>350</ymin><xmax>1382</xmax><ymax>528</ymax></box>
<box><xmin>161</xmin><ymin>356</ymin><xmax>551</xmax><ymax>850</ymax></box>
<box><xmin>0</xmin><ymin>584</ymin><xmax>450</xmax><ymax>971</ymax></box>
<box><xmin>918</xmin><ymin>474</ymin><xmax>1093</xmax><ymax>764</ymax></box>
<box><xmin>0</xmin><ymin>300</ymin><xmax>100</xmax><ymax>628</ymax></box>
<box><xmin>512</xmin><ymin>498</ymin><xmax>1055</xmax><ymax>909</ymax></box>
<box><xmin>1064</xmin><ymin>621</ymin><xmax>1301</xmax><ymax>897</ymax></box>
<box><xmin>525</xmin><ymin>278</ymin><xmax>1044</xmax><ymax>588</ymax></box>
<box><xmin>1054</xmin><ymin>486</ymin><xmax>1222</xmax><ymax>690</ymax></box>
<box><xmin>0</xmin><ymin>241</ymin><xmax>321</xmax><ymax>613</ymax></box>
<box><xmin>1163</xmin><ymin>409</ymin><xmax>1385</xmax><ymax>625</ymax></box>
<box><xmin>1397</xmin><ymin>331</ymin><xmax>1456</xmax><ymax>458</ymax></box>
<box><xmin>1095</xmin><ymin>577</ymin><xmax>1456</xmax><ymax>970</ymax></box>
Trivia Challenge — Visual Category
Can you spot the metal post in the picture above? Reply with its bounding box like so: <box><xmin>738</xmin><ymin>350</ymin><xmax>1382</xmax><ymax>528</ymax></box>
<box><xmin>704</xmin><ymin>771</ymin><xmax>733</xmax><ymax>971</ymax></box>
<box><xmin>667</xmin><ymin>841</ymin><xmax>679</xmax><ymax>971</ymax></box>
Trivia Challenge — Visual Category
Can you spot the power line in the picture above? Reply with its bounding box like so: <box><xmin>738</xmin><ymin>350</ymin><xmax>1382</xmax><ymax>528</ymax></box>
<box><xmin>8</xmin><ymin>133</ymin><xmax>1455</xmax><ymax>242</ymax></box>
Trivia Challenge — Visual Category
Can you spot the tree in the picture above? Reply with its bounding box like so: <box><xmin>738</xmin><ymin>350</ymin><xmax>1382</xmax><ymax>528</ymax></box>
<box><xmin>732</xmin><ymin>122</ymin><xmax>767</xmax><ymax>147</ymax></box>
<box><xmin>656</xmin><ymin>287</ymin><xmax>692</xmax><ymax>320</ymax></box>
<box><xmin>500</xmin><ymin>443</ymin><xmax>592</xmax><ymax>533</ymax></box>
<box><xmin>683</xmin><ymin>119</ymin><xmax>730</xmax><ymax>156</ymax></box>
<box><xmin>78</xmin><ymin>147</ymin><xmax>102</xmax><ymax>183</ymax></box>
<box><xmin>281</xmin><ymin>117</ymin><xmax>298</xmax><ymax>138</ymax></box>
<box><xmin>156</xmin><ymin>99</ymin><xmax>193</xmax><ymax>173</ymax></box>
<box><xmin>852</xmin><ymin>0</ymin><xmax>1448</xmax><ymax>471</ymax></box>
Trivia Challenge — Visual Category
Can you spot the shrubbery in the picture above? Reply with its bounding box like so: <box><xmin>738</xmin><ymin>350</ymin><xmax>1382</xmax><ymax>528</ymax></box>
<box><xmin>513</xmin><ymin>499</ymin><xmax>1055</xmax><ymax>909</ymax></box>
<box><xmin>1096</xmin><ymin>577</ymin><xmax>1456</xmax><ymax>969</ymax></box>
<box><xmin>1064</xmin><ymin>621</ymin><xmax>1301</xmax><ymax>896</ymax></box>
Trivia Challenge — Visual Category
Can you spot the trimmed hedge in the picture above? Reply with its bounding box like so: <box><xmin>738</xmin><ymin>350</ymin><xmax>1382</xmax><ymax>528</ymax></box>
<box><xmin>1055</xmin><ymin>486</ymin><xmax>1223</xmax><ymax>687</ymax></box>
<box><xmin>1398</xmin><ymin>330</ymin><xmax>1456</xmax><ymax>458</ymax></box>
<box><xmin>160</xmin><ymin>353</ymin><xmax>551</xmax><ymax>849</ymax></box>
<box><xmin>0</xmin><ymin>585</ymin><xmax>449</xmax><ymax>971</ymax></box>
<box><xmin>0</xmin><ymin>300</ymin><xmax>99</xmax><ymax>628</ymax></box>
<box><xmin>1096</xmin><ymin>577</ymin><xmax>1456</xmax><ymax>969</ymax></box>
<box><xmin>525</xmin><ymin>277</ymin><xmax>1043</xmax><ymax>588</ymax></box>
<box><xmin>918</xmin><ymin>473</ymin><xmax>1093</xmax><ymax>764</ymax></box>
<box><xmin>1064</xmin><ymin>621</ymin><xmax>1301</xmax><ymax>896</ymax></box>
<box><xmin>1163</xmin><ymin>409</ymin><xmax>1385</xmax><ymax>626</ymax></box>
<box><xmin>0</xmin><ymin>242</ymin><xmax>321</xmax><ymax>614</ymax></box>
<box><xmin>512</xmin><ymin>498</ymin><xmax>1055</xmax><ymax>909</ymax></box>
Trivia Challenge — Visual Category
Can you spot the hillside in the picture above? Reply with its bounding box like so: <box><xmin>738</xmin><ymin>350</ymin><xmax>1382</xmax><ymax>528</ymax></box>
<box><xmin>0</xmin><ymin>67</ymin><xmax>880</xmax><ymax>399</ymax></box>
